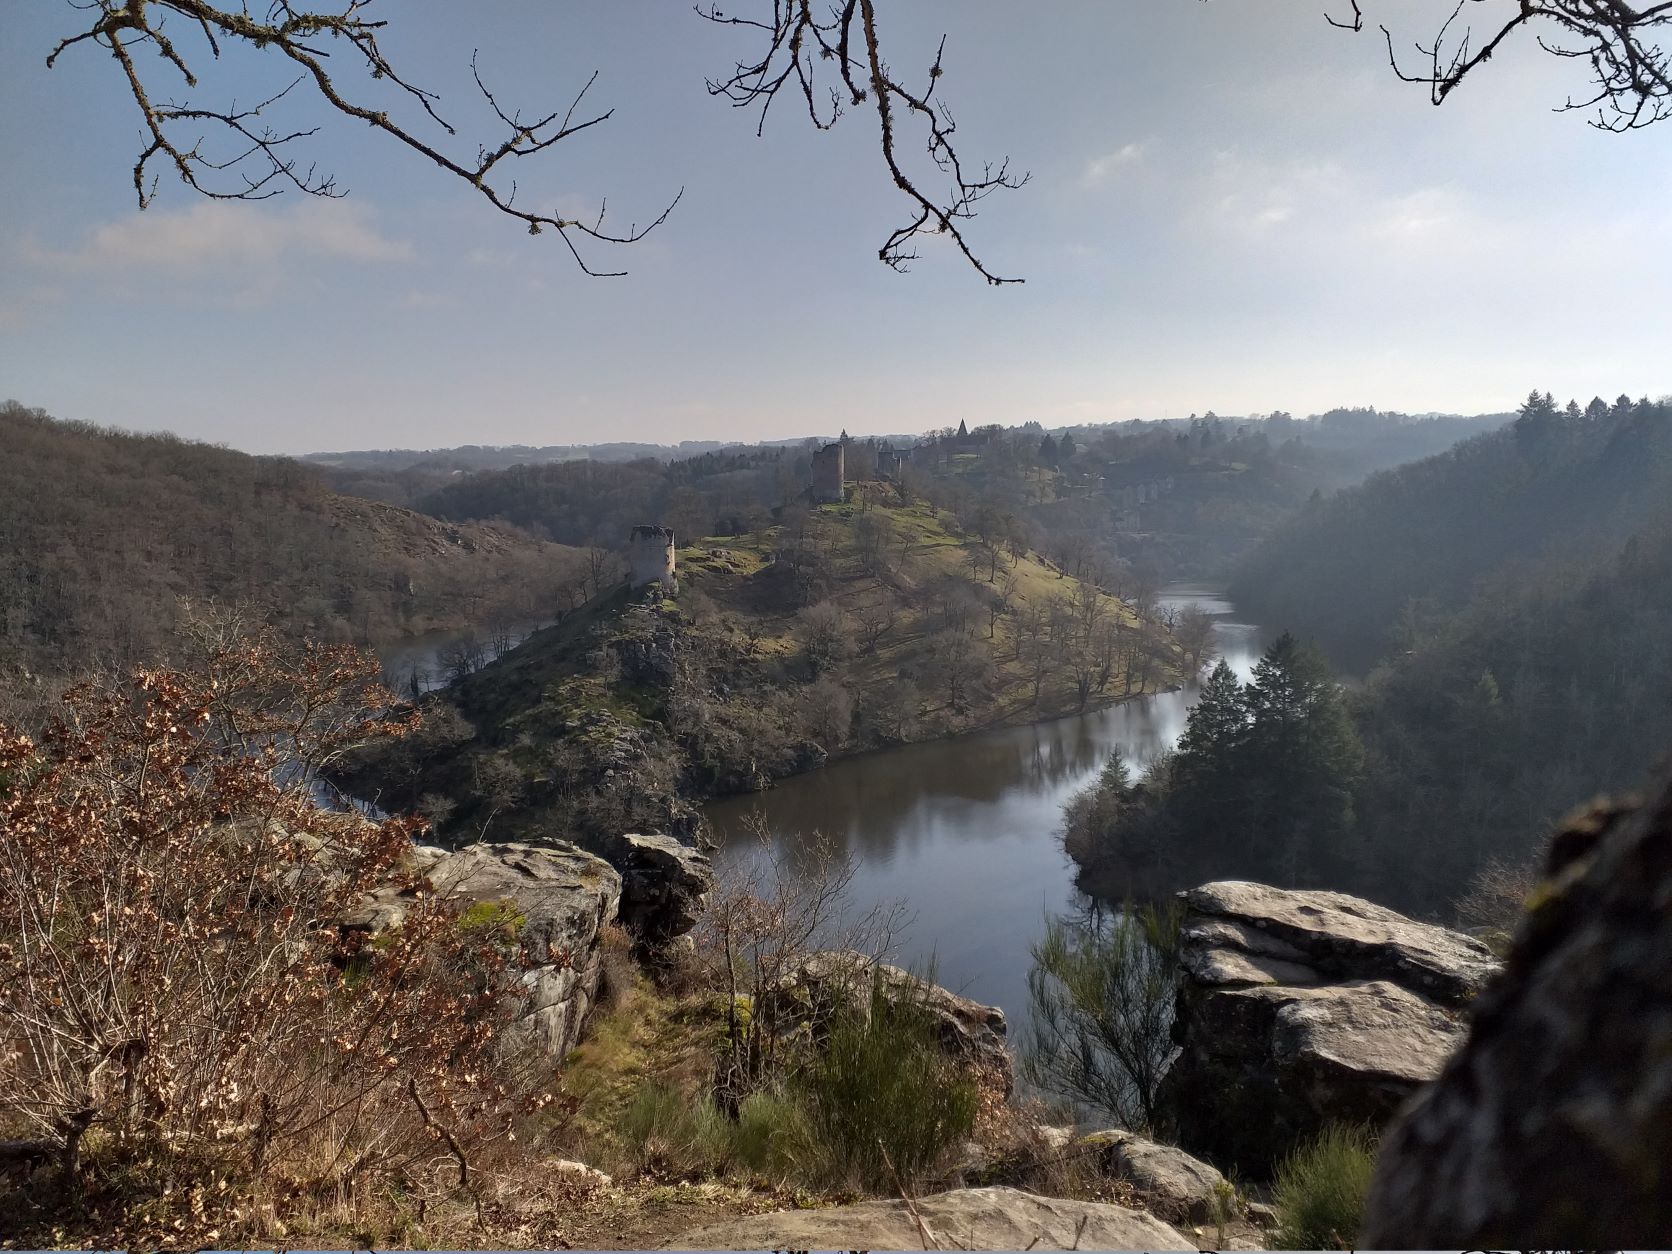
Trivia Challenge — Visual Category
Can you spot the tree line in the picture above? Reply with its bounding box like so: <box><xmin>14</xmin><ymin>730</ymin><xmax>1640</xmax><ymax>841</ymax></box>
<box><xmin>0</xmin><ymin>402</ymin><xmax>585</xmax><ymax>713</ymax></box>
<box><xmin>1072</xmin><ymin>390</ymin><xmax>1672</xmax><ymax>917</ymax></box>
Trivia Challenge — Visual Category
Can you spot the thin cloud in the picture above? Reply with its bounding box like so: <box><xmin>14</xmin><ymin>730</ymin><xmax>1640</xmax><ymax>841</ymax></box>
<box><xmin>1083</xmin><ymin>143</ymin><xmax>1146</xmax><ymax>185</ymax></box>
<box><xmin>28</xmin><ymin>200</ymin><xmax>412</xmax><ymax>273</ymax></box>
<box><xmin>396</xmin><ymin>288</ymin><xmax>448</xmax><ymax>310</ymax></box>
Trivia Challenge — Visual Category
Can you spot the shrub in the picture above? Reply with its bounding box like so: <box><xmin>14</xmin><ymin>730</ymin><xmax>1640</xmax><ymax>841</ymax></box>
<box><xmin>618</xmin><ymin>1080</ymin><xmax>818</xmax><ymax>1184</ymax></box>
<box><xmin>1271</xmin><ymin>1124</ymin><xmax>1377</xmax><ymax>1250</ymax></box>
<box><xmin>593</xmin><ymin>922</ymin><xmax>638</xmax><ymax>1012</ymax></box>
<box><xmin>1022</xmin><ymin>898</ymin><xmax>1183</xmax><ymax>1131</ymax></box>
<box><xmin>620</xmin><ymin>1083</ymin><xmax>732</xmax><ymax>1177</ymax></box>
<box><xmin>0</xmin><ymin>629</ymin><xmax>532</xmax><ymax>1237</ymax></box>
<box><xmin>730</xmin><ymin>1087</ymin><xmax>816</xmax><ymax>1180</ymax></box>
<box><xmin>796</xmin><ymin>973</ymin><xmax>978</xmax><ymax>1192</ymax></box>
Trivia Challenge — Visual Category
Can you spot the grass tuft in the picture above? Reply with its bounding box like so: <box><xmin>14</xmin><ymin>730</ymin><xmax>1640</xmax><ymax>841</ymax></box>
<box><xmin>1271</xmin><ymin>1123</ymin><xmax>1377</xmax><ymax>1251</ymax></box>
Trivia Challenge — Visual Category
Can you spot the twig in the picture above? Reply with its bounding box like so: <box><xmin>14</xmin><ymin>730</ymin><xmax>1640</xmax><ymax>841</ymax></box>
<box><xmin>880</xmin><ymin>1141</ymin><xmax>941</xmax><ymax>1250</ymax></box>
<box><xmin>407</xmin><ymin>1076</ymin><xmax>483</xmax><ymax>1225</ymax></box>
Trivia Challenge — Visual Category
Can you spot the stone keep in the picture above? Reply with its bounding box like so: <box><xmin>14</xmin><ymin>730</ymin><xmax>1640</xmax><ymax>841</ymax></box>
<box><xmin>811</xmin><ymin>441</ymin><xmax>845</xmax><ymax>503</ymax></box>
<box><xmin>628</xmin><ymin>525</ymin><xmax>676</xmax><ymax>590</ymax></box>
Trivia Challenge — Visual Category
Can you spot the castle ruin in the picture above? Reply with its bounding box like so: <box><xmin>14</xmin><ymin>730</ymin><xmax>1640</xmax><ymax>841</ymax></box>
<box><xmin>811</xmin><ymin>441</ymin><xmax>846</xmax><ymax>504</ymax></box>
<box><xmin>628</xmin><ymin>525</ymin><xmax>677</xmax><ymax>591</ymax></box>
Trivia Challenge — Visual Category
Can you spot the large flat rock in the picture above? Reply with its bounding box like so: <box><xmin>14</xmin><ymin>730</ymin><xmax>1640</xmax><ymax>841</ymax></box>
<box><xmin>1163</xmin><ymin>882</ymin><xmax>1495</xmax><ymax>1174</ymax></box>
<box><xmin>664</xmin><ymin>1186</ymin><xmax>1192</xmax><ymax>1251</ymax></box>
<box><xmin>1182</xmin><ymin>880</ymin><xmax>1499</xmax><ymax>1006</ymax></box>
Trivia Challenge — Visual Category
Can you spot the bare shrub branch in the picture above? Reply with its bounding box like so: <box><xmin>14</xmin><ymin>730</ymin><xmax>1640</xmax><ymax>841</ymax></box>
<box><xmin>0</xmin><ymin>624</ymin><xmax>540</xmax><ymax>1237</ymax></box>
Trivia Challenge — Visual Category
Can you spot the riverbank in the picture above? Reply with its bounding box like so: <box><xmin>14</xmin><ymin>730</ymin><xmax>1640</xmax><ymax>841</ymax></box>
<box><xmin>705</xmin><ymin>586</ymin><xmax>1266</xmax><ymax>1042</ymax></box>
<box><xmin>334</xmin><ymin>494</ymin><xmax>1197</xmax><ymax>855</ymax></box>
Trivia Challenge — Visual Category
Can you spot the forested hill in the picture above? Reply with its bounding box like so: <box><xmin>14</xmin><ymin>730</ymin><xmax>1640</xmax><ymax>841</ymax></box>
<box><xmin>1230</xmin><ymin>392</ymin><xmax>1672</xmax><ymax>669</ymax></box>
<box><xmin>338</xmin><ymin>487</ymin><xmax>1191</xmax><ymax>849</ymax></box>
<box><xmin>0</xmin><ymin>402</ymin><xmax>577</xmax><ymax>692</ymax></box>
<box><xmin>1351</xmin><ymin>522</ymin><xmax>1672</xmax><ymax>909</ymax></box>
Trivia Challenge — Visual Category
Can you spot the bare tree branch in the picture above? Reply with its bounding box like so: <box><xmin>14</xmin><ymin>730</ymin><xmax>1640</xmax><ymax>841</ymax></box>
<box><xmin>45</xmin><ymin>0</ymin><xmax>681</xmax><ymax>276</ymax></box>
<box><xmin>698</xmin><ymin>0</ymin><xmax>1029</xmax><ymax>284</ymax></box>
<box><xmin>1327</xmin><ymin>0</ymin><xmax>1672</xmax><ymax>131</ymax></box>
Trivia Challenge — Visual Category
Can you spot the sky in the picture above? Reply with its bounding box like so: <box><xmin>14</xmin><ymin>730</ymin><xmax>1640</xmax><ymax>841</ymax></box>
<box><xmin>3</xmin><ymin>1</ymin><xmax>1670</xmax><ymax>455</ymax></box>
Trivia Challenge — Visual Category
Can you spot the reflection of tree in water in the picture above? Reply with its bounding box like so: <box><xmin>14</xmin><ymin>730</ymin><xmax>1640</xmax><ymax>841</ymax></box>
<box><xmin>706</xmin><ymin>591</ymin><xmax>1275</xmax><ymax>977</ymax></box>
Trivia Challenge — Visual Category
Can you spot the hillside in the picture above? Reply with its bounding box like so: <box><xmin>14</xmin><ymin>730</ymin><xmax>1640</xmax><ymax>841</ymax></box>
<box><xmin>1186</xmin><ymin>390</ymin><xmax>1672</xmax><ymax>911</ymax></box>
<box><xmin>0</xmin><ymin>402</ymin><xmax>582</xmax><ymax>696</ymax></box>
<box><xmin>338</xmin><ymin>484</ymin><xmax>1188</xmax><ymax>849</ymax></box>
<box><xmin>1351</xmin><ymin>522</ymin><xmax>1672</xmax><ymax>908</ymax></box>
<box><xmin>1230</xmin><ymin>392</ymin><xmax>1672</xmax><ymax>668</ymax></box>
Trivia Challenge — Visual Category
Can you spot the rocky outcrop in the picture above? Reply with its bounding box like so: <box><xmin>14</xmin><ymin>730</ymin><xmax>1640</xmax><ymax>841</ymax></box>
<box><xmin>1079</xmin><ymin>1130</ymin><xmax>1233</xmax><ymax>1225</ymax></box>
<box><xmin>341</xmin><ymin>832</ymin><xmax>717</xmax><ymax>1064</ymax></box>
<box><xmin>1178</xmin><ymin>881</ymin><xmax>1500</xmax><ymax>1003</ymax></box>
<box><xmin>344</xmin><ymin>841</ymin><xmax>622</xmax><ymax>1061</ymax></box>
<box><xmin>599</xmin><ymin>831</ymin><xmax>713</xmax><ymax>944</ymax></box>
<box><xmin>664</xmin><ymin>1185</ymin><xmax>1192</xmax><ymax>1251</ymax></box>
<box><xmin>1161</xmin><ymin>880</ymin><xmax>1498</xmax><ymax>1174</ymax></box>
<box><xmin>1364</xmin><ymin>775</ymin><xmax>1672</xmax><ymax>1248</ymax></box>
<box><xmin>772</xmin><ymin>951</ymin><xmax>1014</xmax><ymax>1092</ymax></box>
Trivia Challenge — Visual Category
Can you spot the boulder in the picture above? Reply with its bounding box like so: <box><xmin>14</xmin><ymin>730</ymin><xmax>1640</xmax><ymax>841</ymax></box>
<box><xmin>1364</xmin><ymin>776</ymin><xmax>1672</xmax><ymax>1248</ymax></box>
<box><xmin>1079</xmin><ymin>1129</ymin><xmax>1233</xmax><ymax>1225</ymax></box>
<box><xmin>344</xmin><ymin>840</ymin><xmax>621</xmax><ymax>1062</ymax></box>
<box><xmin>772</xmin><ymin>951</ymin><xmax>1013</xmax><ymax>1091</ymax></box>
<box><xmin>664</xmin><ymin>1185</ymin><xmax>1192</xmax><ymax>1251</ymax></box>
<box><xmin>1161</xmin><ymin>881</ymin><xmax>1497</xmax><ymax>1174</ymax></box>
<box><xmin>1179</xmin><ymin>881</ymin><xmax>1499</xmax><ymax>1007</ymax></box>
<box><xmin>599</xmin><ymin>831</ymin><xmax>713</xmax><ymax>943</ymax></box>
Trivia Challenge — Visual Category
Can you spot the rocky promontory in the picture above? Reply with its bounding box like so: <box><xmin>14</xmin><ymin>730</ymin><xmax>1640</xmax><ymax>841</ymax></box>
<box><xmin>343</xmin><ymin>832</ymin><xmax>712</xmax><ymax>1061</ymax></box>
<box><xmin>1160</xmin><ymin>880</ymin><xmax>1500</xmax><ymax>1173</ymax></box>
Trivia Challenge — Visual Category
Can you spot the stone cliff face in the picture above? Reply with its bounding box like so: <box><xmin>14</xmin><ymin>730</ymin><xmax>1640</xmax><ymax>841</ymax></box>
<box><xmin>344</xmin><ymin>833</ymin><xmax>712</xmax><ymax>1062</ymax></box>
<box><xmin>1365</xmin><ymin>770</ymin><xmax>1672</xmax><ymax>1247</ymax></box>
<box><xmin>1160</xmin><ymin>881</ymin><xmax>1499</xmax><ymax>1174</ymax></box>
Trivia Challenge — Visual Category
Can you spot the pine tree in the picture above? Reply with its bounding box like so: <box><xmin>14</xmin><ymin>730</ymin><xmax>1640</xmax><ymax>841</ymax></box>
<box><xmin>1173</xmin><ymin>659</ymin><xmax>1251</xmax><ymax>852</ymax></box>
<box><xmin>1241</xmin><ymin>633</ymin><xmax>1363</xmax><ymax>883</ymax></box>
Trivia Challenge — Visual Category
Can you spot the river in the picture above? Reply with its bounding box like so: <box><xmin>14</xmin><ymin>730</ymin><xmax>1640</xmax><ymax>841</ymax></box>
<box><xmin>372</xmin><ymin>617</ymin><xmax>550</xmax><ymax>696</ymax></box>
<box><xmin>703</xmin><ymin>587</ymin><xmax>1267</xmax><ymax>1041</ymax></box>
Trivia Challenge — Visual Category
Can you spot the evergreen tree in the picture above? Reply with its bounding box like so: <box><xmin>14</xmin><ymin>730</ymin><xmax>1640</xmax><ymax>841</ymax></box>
<box><xmin>1242</xmin><ymin>633</ymin><xmax>1363</xmax><ymax>883</ymax></box>
<box><xmin>1173</xmin><ymin>659</ymin><xmax>1251</xmax><ymax>852</ymax></box>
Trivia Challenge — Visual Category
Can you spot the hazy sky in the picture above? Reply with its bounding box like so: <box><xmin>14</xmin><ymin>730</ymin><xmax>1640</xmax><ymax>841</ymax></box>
<box><xmin>3</xmin><ymin>2</ymin><xmax>1670</xmax><ymax>454</ymax></box>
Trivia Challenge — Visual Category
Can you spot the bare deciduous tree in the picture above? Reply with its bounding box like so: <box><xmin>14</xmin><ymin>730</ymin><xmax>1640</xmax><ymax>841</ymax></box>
<box><xmin>697</xmin><ymin>817</ymin><xmax>906</xmax><ymax>1109</ymax></box>
<box><xmin>0</xmin><ymin>628</ymin><xmax>531</xmax><ymax>1206</ymax></box>
<box><xmin>44</xmin><ymin>0</ymin><xmax>1026</xmax><ymax>281</ymax></box>
<box><xmin>44</xmin><ymin>0</ymin><xmax>681</xmax><ymax>275</ymax></box>
<box><xmin>1327</xmin><ymin>0</ymin><xmax>1672</xmax><ymax>132</ymax></box>
<box><xmin>699</xmin><ymin>0</ymin><xmax>1028</xmax><ymax>283</ymax></box>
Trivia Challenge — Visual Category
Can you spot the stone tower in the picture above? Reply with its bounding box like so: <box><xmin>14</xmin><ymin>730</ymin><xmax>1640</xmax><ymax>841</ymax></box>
<box><xmin>811</xmin><ymin>441</ymin><xmax>846</xmax><ymax>504</ymax></box>
<box><xmin>628</xmin><ymin>525</ymin><xmax>677</xmax><ymax>591</ymax></box>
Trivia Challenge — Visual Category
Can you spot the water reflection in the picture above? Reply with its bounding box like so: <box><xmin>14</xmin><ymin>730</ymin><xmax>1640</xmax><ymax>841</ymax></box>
<box><xmin>705</xmin><ymin>587</ymin><xmax>1268</xmax><ymax>1032</ymax></box>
